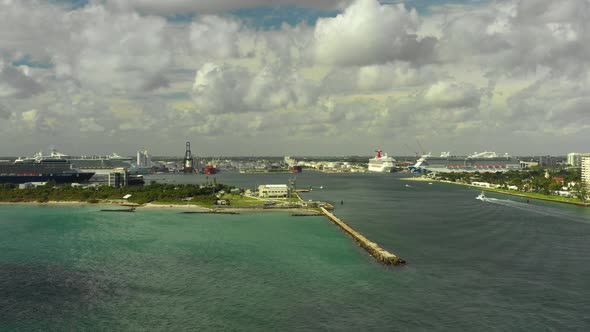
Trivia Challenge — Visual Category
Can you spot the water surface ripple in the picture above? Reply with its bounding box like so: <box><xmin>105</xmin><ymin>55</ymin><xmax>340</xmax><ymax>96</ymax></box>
<box><xmin>1</xmin><ymin>172</ymin><xmax>589</xmax><ymax>331</ymax></box>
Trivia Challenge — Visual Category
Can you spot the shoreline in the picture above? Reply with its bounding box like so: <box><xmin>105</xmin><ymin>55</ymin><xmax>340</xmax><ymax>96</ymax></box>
<box><xmin>0</xmin><ymin>200</ymin><xmax>322</xmax><ymax>213</ymax></box>
<box><xmin>0</xmin><ymin>200</ymin><xmax>123</xmax><ymax>207</ymax></box>
<box><xmin>400</xmin><ymin>177</ymin><xmax>434</xmax><ymax>182</ymax></box>
<box><xmin>401</xmin><ymin>177</ymin><xmax>590</xmax><ymax>207</ymax></box>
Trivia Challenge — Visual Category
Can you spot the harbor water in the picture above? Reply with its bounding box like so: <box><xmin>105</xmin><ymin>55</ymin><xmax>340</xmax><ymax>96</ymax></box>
<box><xmin>1</xmin><ymin>171</ymin><xmax>590</xmax><ymax>330</ymax></box>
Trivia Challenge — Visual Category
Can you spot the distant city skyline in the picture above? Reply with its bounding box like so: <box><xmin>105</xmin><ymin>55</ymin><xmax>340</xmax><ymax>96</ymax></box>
<box><xmin>1</xmin><ymin>0</ymin><xmax>589</xmax><ymax>156</ymax></box>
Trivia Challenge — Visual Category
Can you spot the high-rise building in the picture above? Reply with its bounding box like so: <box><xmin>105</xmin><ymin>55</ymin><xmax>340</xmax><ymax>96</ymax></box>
<box><xmin>567</xmin><ymin>152</ymin><xmax>590</xmax><ymax>167</ymax></box>
<box><xmin>582</xmin><ymin>156</ymin><xmax>590</xmax><ymax>191</ymax></box>
<box><xmin>538</xmin><ymin>155</ymin><xmax>556</xmax><ymax>167</ymax></box>
<box><xmin>137</xmin><ymin>149</ymin><xmax>151</xmax><ymax>168</ymax></box>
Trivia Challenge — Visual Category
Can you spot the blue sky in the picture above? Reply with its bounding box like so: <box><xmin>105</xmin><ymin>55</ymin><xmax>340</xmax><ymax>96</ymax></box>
<box><xmin>48</xmin><ymin>0</ymin><xmax>489</xmax><ymax>26</ymax></box>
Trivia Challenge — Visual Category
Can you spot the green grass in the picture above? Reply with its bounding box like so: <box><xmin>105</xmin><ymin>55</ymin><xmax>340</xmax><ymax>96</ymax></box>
<box><xmin>220</xmin><ymin>194</ymin><xmax>265</xmax><ymax>207</ymax></box>
<box><xmin>481</xmin><ymin>187</ymin><xmax>587</xmax><ymax>205</ymax></box>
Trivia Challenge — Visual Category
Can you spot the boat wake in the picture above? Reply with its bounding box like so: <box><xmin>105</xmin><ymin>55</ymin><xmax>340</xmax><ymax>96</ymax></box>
<box><xmin>485</xmin><ymin>197</ymin><xmax>590</xmax><ymax>223</ymax></box>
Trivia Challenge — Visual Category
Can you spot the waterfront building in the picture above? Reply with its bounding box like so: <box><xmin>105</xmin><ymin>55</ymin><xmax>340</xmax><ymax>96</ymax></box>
<box><xmin>284</xmin><ymin>156</ymin><xmax>296</xmax><ymax>167</ymax></box>
<box><xmin>538</xmin><ymin>155</ymin><xmax>559</xmax><ymax>167</ymax></box>
<box><xmin>137</xmin><ymin>149</ymin><xmax>151</xmax><ymax>168</ymax></box>
<box><xmin>108</xmin><ymin>168</ymin><xmax>128</xmax><ymax>188</ymax></box>
<box><xmin>582</xmin><ymin>156</ymin><xmax>590</xmax><ymax>191</ymax></box>
<box><xmin>18</xmin><ymin>182</ymin><xmax>47</xmax><ymax>189</ymax></box>
<box><xmin>258</xmin><ymin>184</ymin><xmax>290</xmax><ymax>198</ymax></box>
<box><xmin>520</xmin><ymin>160</ymin><xmax>539</xmax><ymax>169</ymax></box>
<box><xmin>567</xmin><ymin>152</ymin><xmax>590</xmax><ymax>167</ymax></box>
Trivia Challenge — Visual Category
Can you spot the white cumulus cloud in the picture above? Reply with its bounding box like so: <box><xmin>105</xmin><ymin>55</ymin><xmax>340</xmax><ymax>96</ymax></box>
<box><xmin>313</xmin><ymin>0</ymin><xmax>436</xmax><ymax>66</ymax></box>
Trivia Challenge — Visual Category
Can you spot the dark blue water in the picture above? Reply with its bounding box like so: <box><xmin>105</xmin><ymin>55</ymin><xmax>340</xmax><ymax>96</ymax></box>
<box><xmin>1</xmin><ymin>171</ymin><xmax>589</xmax><ymax>330</ymax></box>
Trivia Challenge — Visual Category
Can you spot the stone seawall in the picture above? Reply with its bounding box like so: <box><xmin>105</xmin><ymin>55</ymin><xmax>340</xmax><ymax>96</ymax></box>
<box><xmin>320</xmin><ymin>208</ymin><xmax>405</xmax><ymax>265</ymax></box>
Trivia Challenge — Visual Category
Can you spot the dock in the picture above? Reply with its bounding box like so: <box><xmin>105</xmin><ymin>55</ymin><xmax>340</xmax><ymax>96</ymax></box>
<box><xmin>320</xmin><ymin>207</ymin><xmax>405</xmax><ymax>265</ymax></box>
<box><xmin>100</xmin><ymin>207</ymin><xmax>136</xmax><ymax>212</ymax></box>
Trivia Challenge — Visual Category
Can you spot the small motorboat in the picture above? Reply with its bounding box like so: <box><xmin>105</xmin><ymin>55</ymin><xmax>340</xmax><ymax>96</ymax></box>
<box><xmin>475</xmin><ymin>191</ymin><xmax>487</xmax><ymax>201</ymax></box>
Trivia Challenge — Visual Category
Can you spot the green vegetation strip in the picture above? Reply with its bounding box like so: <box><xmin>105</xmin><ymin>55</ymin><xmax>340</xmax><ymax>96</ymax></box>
<box><xmin>0</xmin><ymin>182</ymin><xmax>235</xmax><ymax>206</ymax></box>
<box><xmin>480</xmin><ymin>187</ymin><xmax>589</xmax><ymax>206</ymax></box>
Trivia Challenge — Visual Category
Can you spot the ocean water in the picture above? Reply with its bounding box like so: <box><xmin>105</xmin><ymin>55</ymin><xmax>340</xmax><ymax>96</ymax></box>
<box><xmin>1</xmin><ymin>172</ymin><xmax>590</xmax><ymax>331</ymax></box>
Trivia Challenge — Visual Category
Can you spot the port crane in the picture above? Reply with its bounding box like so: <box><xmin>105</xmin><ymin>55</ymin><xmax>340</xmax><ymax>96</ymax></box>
<box><xmin>183</xmin><ymin>142</ymin><xmax>194</xmax><ymax>173</ymax></box>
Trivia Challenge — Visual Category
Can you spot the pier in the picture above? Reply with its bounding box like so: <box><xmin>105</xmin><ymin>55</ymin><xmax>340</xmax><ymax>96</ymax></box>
<box><xmin>100</xmin><ymin>207</ymin><xmax>136</xmax><ymax>212</ymax></box>
<box><xmin>320</xmin><ymin>207</ymin><xmax>405</xmax><ymax>265</ymax></box>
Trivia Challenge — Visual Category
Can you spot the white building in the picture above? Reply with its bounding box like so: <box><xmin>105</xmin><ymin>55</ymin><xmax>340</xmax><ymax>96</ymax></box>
<box><xmin>520</xmin><ymin>160</ymin><xmax>539</xmax><ymax>169</ymax></box>
<box><xmin>582</xmin><ymin>156</ymin><xmax>590</xmax><ymax>191</ymax></box>
<box><xmin>18</xmin><ymin>182</ymin><xmax>48</xmax><ymax>189</ymax></box>
<box><xmin>108</xmin><ymin>168</ymin><xmax>128</xmax><ymax>188</ymax></box>
<box><xmin>258</xmin><ymin>184</ymin><xmax>290</xmax><ymax>198</ymax></box>
<box><xmin>567</xmin><ymin>152</ymin><xmax>590</xmax><ymax>167</ymax></box>
<box><xmin>284</xmin><ymin>156</ymin><xmax>296</xmax><ymax>167</ymax></box>
<box><xmin>137</xmin><ymin>149</ymin><xmax>151</xmax><ymax>168</ymax></box>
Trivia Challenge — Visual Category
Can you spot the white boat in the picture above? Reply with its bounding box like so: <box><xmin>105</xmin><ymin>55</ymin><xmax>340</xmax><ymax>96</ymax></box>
<box><xmin>475</xmin><ymin>191</ymin><xmax>487</xmax><ymax>201</ymax></box>
<box><xmin>368</xmin><ymin>150</ymin><xmax>396</xmax><ymax>173</ymax></box>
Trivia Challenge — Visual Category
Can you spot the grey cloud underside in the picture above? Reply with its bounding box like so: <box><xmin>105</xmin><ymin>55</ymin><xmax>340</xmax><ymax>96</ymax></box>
<box><xmin>0</xmin><ymin>104</ymin><xmax>10</xmax><ymax>119</ymax></box>
<box><xmin>0</xmin><ymin>0</ymin><xmax>589</xmax><ymax>155</ymax></box>
<box><xmin>0</xmin><ymin>61</ymin><xmax>44</xmax><ymax>98</ymax></box>
<box><xmin>438</xmin><ymin>0</ymin><xmax>590</xmax><ymax>77</ymax></box>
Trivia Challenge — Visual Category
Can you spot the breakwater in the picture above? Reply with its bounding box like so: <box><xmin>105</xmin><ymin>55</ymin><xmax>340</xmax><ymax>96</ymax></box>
<box><xmin>320</xmin><ymin>207</ymin><xmax>405</xmax><ymax>265</ymax></box>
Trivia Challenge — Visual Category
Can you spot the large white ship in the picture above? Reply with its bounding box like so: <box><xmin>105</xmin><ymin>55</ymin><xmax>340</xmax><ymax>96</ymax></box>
<box><xmin>44</xmin><ymin>149</ymin><xmax>150</xmax><ymax>175</ymax></box>
<box><xmin>408</xmin><ymin>151</ymin><xmax>521</xmax><ymax>173</ymax></box>
<box><xmin>368</xmin><ymin>150</ymin><xmax>396</xmax><ymax>173</ymax></box>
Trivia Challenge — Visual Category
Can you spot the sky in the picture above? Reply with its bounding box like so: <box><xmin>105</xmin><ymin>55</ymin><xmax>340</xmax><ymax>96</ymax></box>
<box><xmin>0</xmin><ymin>0</ymin><xmax>589</xmax><ymax>156</ymax></box>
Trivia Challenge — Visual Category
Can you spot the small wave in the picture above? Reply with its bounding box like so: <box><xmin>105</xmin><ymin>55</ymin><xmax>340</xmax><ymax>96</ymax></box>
<box><xmin>484</xmin><ymin>197</ymin><xmax>590</xmax><ymax>223</ymax></box>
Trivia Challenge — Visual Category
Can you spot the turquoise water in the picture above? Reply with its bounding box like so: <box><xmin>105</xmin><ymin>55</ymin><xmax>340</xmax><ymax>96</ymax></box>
<box><xmin>2</xmin><ymin>172</ymin><xmax>590</xmax><ymax>330</ymax></box>
<box><xmin>0</xmin><ymin>206</ymin><xmax>395</xmax><ymax>331</ymax></box>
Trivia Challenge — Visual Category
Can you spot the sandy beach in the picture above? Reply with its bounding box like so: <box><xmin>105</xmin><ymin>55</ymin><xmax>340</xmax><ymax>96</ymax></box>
<box><xmin>400</xmin><ymin>176</ymin><xmax>433</xmax><ymax>182</ymax></box>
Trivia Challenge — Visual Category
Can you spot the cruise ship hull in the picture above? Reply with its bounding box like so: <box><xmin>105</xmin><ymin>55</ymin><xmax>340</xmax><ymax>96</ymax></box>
<box><xmin>409</xmin><ymin>166</ymin><xmax>519</xmax><ymax>173</ymax></box>
<box><xmin>368</xmin><ymin>165</ymin><xmax>395</xmax><ymax>173</ymax></box>
<box><xmin>368</xmin><ymin>152</ymin><xmax>396</xmax><ymax>173</ymax></box>
<box><xmin>0</xmin><ymin>172</ymin><xmax>95</xmax><ymax>184</ymax></box>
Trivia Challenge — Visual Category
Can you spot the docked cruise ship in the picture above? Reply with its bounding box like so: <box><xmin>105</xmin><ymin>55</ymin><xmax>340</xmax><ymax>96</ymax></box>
<box><xmin>408</xmin><ymin>151</ymin><xmax>521</xmax><ymax>173</ymax></box>
<box><xmin>0</xmin><ymin>154</ymin><xmax>94</xmax><ymax>184</ymax></box>
<box><xmin>48</xmin><ymin>149</ymin><xmax>150</xmax><ymax>175</ymax></box>
<box><xmin>368</xmin><ymin>150</ymin><xmax>396</xmax><ymax>173</ymax></box>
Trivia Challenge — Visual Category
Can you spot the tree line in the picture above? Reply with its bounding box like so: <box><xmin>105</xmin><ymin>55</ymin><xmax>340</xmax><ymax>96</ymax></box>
<box><xmin>434</xmin><ymin>167</ymin><xmax>586</xmax><ymax>200</ymax></box>
<box><xmin>0</xmin><ymin>182</ymin><xmax>236</xmax><ymax>205</ymax></box>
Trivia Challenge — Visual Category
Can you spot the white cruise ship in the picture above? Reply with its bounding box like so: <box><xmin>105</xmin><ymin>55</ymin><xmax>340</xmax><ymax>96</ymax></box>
<box><xmin>408</xmin><ymin>151</ymin><xmax>521</xmax><ymax>173</ymax></box>
<box><xmin>368</xmin><ymin>150</ymin><xmax>396</xmax><ymax>173</ymax></box>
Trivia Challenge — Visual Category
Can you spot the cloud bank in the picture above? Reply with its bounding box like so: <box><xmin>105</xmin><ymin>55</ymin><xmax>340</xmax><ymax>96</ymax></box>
<box><xmin>0</xmin><ymin>0</ymin><xmax>588</xmax><ymax>156</ymax></box>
